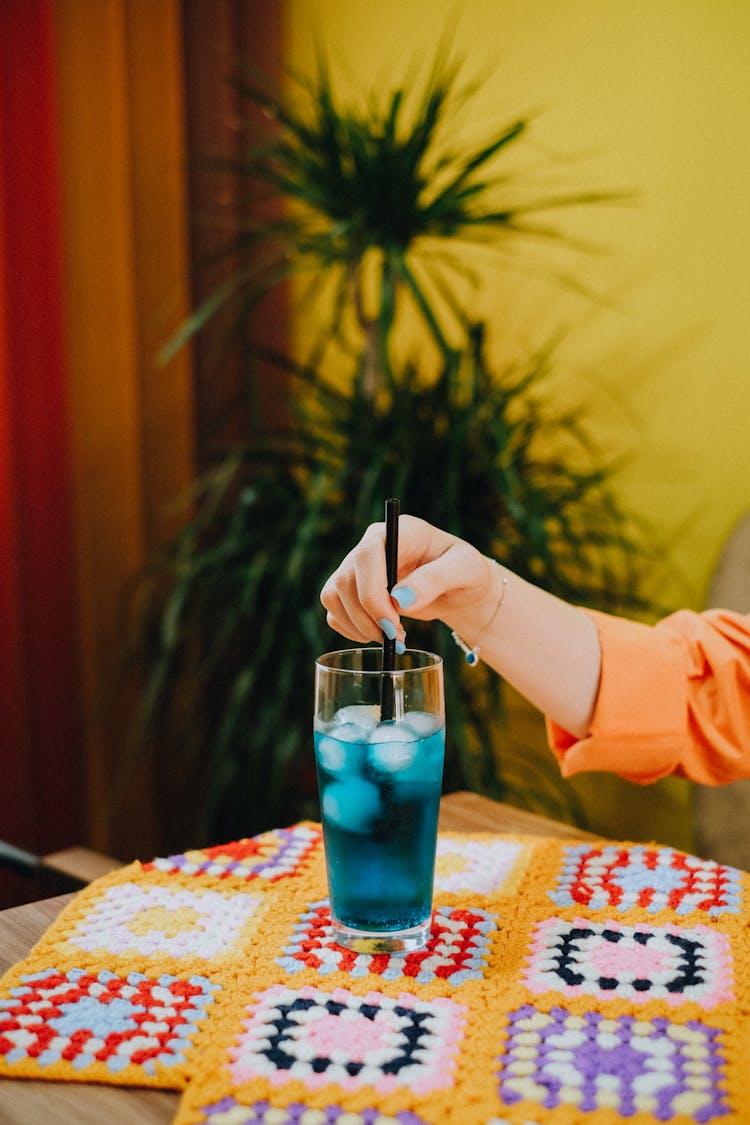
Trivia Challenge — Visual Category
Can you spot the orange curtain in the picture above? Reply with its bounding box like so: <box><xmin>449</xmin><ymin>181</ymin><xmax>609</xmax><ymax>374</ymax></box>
<box><xmin>53</xmin><ymin>0</ymin><xmax>196</xmax><ymax>857</ymax></box>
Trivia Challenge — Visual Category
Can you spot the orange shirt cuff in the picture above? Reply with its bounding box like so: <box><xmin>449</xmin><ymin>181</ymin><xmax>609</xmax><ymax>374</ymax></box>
<box><xmin>546</xmin><ymin>609</ymin><xmax>688</xmax><ymax>784</ymax></box>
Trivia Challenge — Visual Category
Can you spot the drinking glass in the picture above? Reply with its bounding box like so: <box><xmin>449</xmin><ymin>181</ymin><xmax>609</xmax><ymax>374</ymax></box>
<box><xmin>313</xmin><ymin>647</ymin><xmax>445</xmax><ymax>953</ymax></box>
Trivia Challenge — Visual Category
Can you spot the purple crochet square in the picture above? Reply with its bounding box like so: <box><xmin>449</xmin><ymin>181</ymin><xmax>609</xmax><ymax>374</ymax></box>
<box><xmin>198</xmin><ymin>1099</ymin><xmax>429</xmax><ymax>1124</ymax></box>
<box><xmin>498</xmin><ymin>1005</ymin><xmax>730</xmax><ymax>1121</ymax></box>
<box><xmin>142</xmin><ymin>824</ymin><xmax>322</xmax><ymax>883</ymax></box>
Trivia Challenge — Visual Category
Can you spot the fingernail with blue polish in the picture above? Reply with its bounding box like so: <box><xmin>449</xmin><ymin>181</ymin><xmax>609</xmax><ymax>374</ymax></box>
<box><xmin>392</xmin><ymin>586</ymin><xmax>416</xmax><ymax>610</ymax></box>
<box><xmin>395</xmin><ymin>640</ymin><xmax>406</xmax><ymax>655</ymax></box>
<box><xmin>378</xmin><ymin>617</ymin><xmax>397</xmax><ymax>640</ymax></box>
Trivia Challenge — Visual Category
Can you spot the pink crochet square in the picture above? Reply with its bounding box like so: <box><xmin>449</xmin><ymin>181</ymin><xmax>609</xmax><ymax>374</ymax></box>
<box><xmin>524</xmin><ymin>916</ymin><xmax>734</xmax><ymax>1008</ymax></box>
<box><xmin>230</xmin><ymin>984</ymin><xmax>466</xmax><ymax>1095</ymax></box>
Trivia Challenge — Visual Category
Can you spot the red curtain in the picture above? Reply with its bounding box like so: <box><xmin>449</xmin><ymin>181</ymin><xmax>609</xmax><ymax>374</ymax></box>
<box><xmin>0</xmin><ymin>0</ymin><xmax>84</xmax><ymax>874</ymax></box>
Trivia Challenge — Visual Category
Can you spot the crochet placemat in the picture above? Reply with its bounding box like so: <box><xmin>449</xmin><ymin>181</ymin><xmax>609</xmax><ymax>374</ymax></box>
<box><xmin>1</xmin><ymin>822</ymin><xmax>748</xmax><ymax>1124</ymax></box>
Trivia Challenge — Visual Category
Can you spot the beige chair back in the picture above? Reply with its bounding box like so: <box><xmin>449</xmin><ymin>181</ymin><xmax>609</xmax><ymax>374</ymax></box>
<box><xmin>694</xmin><ymin>509</ymin><xmax>750</xmax><ymax>868</ymax></box>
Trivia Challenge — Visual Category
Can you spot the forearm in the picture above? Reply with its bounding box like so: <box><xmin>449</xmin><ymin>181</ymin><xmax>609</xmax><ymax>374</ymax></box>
<box><xmin>321</xmin><ymin>518</ymin><xmax>603</xmax><ymax>737</ymax></box>
<box><xmin>443</xmin><ymin>563</ymin><xmax>602</xmax><ymax>738</ymax></box>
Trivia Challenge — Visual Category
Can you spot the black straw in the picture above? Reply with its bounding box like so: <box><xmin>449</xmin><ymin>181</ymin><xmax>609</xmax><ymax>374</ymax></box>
<box><xmin>381</xmin><ymin>498</ymin><xmax>400</xmax><ymax>720</ymax></box>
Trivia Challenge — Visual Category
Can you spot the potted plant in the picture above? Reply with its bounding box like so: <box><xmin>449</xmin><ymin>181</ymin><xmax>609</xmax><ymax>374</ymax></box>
<box><xmin>126</xmin><ymin>54</ymin><xmax>655</xmax><ymax>850</ymax></box>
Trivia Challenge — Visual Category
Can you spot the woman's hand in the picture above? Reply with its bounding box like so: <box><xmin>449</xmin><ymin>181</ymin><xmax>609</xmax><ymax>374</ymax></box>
<box><xmin>320</xmin><ymin>513</ymin><xmax>602</xmax><ymax>739</ymax></box>
<box><xmin>320</xmin><ymin>515</ymin><xmax>501</xmax><ymax>648</ymax></box>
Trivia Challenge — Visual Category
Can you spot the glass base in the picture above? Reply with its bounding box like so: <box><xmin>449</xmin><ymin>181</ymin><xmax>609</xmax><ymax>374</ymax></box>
<box><xmin>330</xmin><ymin>916</ymin><xmax>431</xmax><ymax>954</ymax></box>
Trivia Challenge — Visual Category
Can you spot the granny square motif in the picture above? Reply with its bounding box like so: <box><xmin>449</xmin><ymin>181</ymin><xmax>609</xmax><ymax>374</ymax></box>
<box><xmin>2</xmin><ymin>825</ymin><xmax>749</xmax><ymax>1123</ymax></box>
<box><xmin>550</xmin><ymin>842</ymin><xmax>743</xmax><ymax>915</ymax></box>
<box><xmin>61</xmin><ymin>881</ymin><xmax>264</xmax><ymax>960</ymax></box>
<box><xmin>278</xmin><ymin>900</ymin><xmax>496</xmax><ymax>983</ymax></box>
<box><xmin>524</xmin><ymin>915</ymin><xmax>734</xmax><ymax>1008</ymax></box>
<box><xmin>143</xmin><ymin>823</ymin><xmax>322</xmax><ymax>883</ymax></box>
<box><xmin>196</xmin><ymin>1098</ymin><xmax>432</xmax><ymax>1123</ymax></box>
<box><xmin>434</xmin><ymin>837</ymin><xmax>531</xmax><ymax>895</ymax></box>
<box><xmin>498</xmin><ymin>1005</ymin><xmax>730</xmax><ymax>1120</ymax></box>
<box><xmin>229</xmin><ymin>984</ymin><xmax>466</xmax><ymax>1094</ymax></box>
<box><xmin>0</xmin><ymin>966</ymin><xmax>218</xmax><ymax>1078</ymax></box>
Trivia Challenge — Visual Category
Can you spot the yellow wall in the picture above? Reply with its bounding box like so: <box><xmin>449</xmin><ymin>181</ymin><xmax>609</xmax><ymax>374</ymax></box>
<box><xmin>285</xmin><ymin>0</ymin><xmax>750</xmax><ymax>612</ymax></box>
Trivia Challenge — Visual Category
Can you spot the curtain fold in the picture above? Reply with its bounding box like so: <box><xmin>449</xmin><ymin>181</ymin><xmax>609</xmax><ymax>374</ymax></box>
<box><xmin>53</xmin><ymin>0</ymin><xmax>196</xmax><ymax>856</ymax></box>
<box><xmin>0</xmin><ymin>0</ymin><xmax>83</xmax><ymax>890</ymax></box>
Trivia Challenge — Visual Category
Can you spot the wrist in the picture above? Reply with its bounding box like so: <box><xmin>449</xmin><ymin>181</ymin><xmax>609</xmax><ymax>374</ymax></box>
<box><xmin>445</xmin><ymin>558</ymin><xmax>509</xmax><ymax>660</ymax></box>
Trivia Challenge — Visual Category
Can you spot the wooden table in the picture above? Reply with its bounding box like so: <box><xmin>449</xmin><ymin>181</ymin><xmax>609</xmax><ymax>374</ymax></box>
<box><xmin>0</xmin><ymin>792</ymin><xmax>599</xmax><ymax>1124</ymax></box>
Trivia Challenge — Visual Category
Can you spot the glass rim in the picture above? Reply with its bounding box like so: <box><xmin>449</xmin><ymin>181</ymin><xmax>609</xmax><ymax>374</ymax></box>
<box><xmin>315</xmin><ymin>646</ymin><xmax>442</xmax><ymax>676</ymax></box>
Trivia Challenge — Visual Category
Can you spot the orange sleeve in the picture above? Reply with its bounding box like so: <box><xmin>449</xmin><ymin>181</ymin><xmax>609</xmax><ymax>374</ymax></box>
<box><xmin>546</xmin><ymin>608</ymin><xmax>750</xmax><ymax>785</ymax></box>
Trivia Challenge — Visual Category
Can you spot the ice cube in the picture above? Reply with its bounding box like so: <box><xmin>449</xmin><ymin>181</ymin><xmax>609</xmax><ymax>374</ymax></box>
<box><xmin>316</xmin><ymin>735</ymin><xmax>364</xmax><ymax>775</ymax></box>
<box><xmin>332</xmin><ymin>722</ymin><xmax>369</xmax><ymax>744</ymax></box>
<box><xmin>321</xmin><ymin>777</ymin><xmax>381</xmax><ymax>833</ymax></box>
<box><xmin>334</xmin><ymin>704</ymin><xmax>380</xmax><ymax>732</ymax></box>
<box><xmin>368</xmin><ymin>742</ymin><xmax>419</xmax><ymax>774</ymax></box>
<box><xmin>402</xmin><ymin>710</ymin><xmax>440</xmax><ymax>738</ymax></box>
<box><xmin>369</xmin><ymin>720</ymin><xmax>417</xmax><ymax>743</ymax></box>
<box><xmin>368</xmin><ymin>722</ymin><xmax>419</xmax><ymax>773</ymax></box>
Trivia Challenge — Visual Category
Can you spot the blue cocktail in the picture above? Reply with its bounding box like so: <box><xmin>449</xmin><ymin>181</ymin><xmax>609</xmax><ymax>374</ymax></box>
<box><xmin>314</xmin><ymin>649</ymin><xmax>444</xmax><ymax>952</ymax></box>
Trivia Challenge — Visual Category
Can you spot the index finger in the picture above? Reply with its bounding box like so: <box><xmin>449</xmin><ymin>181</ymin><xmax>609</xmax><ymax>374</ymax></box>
<box><xmin>351</xmin><ymin>521</ymin><xmax>393</xmax><ymax>625</ymax></box>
